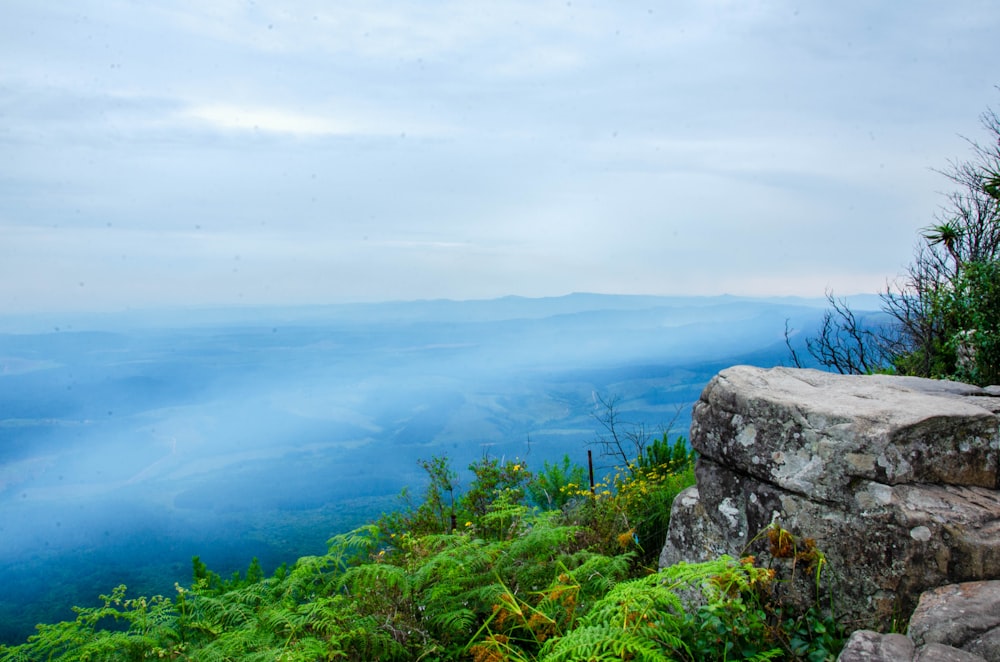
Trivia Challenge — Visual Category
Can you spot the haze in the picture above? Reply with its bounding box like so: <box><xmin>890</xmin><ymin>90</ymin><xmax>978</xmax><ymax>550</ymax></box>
<box><xmin>1</xmin><ymin>0</ymin><xmax>998</xmax><ymax>647</ymax></box>
<box><xmin>2</xmin><ymin>2</ymin><xmax>999</xmax><ymax>312</ymax></box>
<box><xmin>0</xmin><ymin>294</ymin><xmax>842</xmax><ymax>642</ymax></box>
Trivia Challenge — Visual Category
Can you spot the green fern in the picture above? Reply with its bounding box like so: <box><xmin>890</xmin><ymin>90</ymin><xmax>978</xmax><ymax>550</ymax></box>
<box><xmin>539</xmin><ymin>623</ymin><xmax>681</xmax><ymax>662</ymax></box>
<box><xmin>340</xmin><ymin>561</ymin><xmax>412</xmax><ymax>601</ymax></box>
<box><xmin>1</xmin><ymin>450</ymin><xmax>843</xmax><ymax>662</ymax></box>
<box><xmin>562</xmin><ymin>552</ymin><xmax>632</xmax><ymax>598</ymax></box>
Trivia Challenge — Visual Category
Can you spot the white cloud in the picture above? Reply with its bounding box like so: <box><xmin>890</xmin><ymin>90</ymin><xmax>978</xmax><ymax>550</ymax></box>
<box><xmin>178</xmin><ymin>101</ymin><xmax>458</xmax><ymax>138</ymax></box>
<box><xmin>1</xmin><ymin>0</ymin><xmax>999</xmax><ymax>312</ymax></box>
<box><xmin>181</xmin><ymin>104</ymin><xmax>360</xmax><ymax>136</ymax></box>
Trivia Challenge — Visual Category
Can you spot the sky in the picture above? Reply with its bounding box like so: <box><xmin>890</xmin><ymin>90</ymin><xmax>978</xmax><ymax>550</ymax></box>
<box><xmin>1</xmin><ymin>1</ymin><xmax>999</xmax><ymax>313</ymax></box>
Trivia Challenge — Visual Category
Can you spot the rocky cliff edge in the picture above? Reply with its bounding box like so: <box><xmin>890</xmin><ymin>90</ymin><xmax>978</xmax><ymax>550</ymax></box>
<box><xmin>660</xmin><ymin>366</ymin><xmax>1000</xmax><ymax>656</ymax></box>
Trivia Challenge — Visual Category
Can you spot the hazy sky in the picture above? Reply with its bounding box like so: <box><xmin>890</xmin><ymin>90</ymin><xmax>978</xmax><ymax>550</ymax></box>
<box><xmin>2</xmin><ymin>1</ymin><xmax>999</xmax><ymax>312</ymax></box>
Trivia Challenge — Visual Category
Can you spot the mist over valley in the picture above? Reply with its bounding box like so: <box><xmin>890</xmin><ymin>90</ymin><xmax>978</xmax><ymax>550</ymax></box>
<box><xmin>0</xmin><ymin>293</ymin><xmax>831</xmax><ymax>643</ymax></box>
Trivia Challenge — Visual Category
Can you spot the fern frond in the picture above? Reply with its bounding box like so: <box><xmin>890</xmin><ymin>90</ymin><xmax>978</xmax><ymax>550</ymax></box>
<box><xmin>501</xmin><ymin>522</ymin><xmax>578</xmax><ymax>565</ymax></box>
<box><xmin>539</xmin><ymin>623</ymin><xmax>681</xmax><ymax>662</ymax></box>
<box><xmin>257</xmin><ymin>602</ymin><xmax>307</xmax><ymax>640</ymax></box>
<box><xmin>340</xmin><ymin>561</ymin><xmax>412</xmax><ymax>599</ymax></box>
<box><xmin>280</xmin><ymin>554</ymin><xmax>339</xmax><ymax>601</ymax></box>
<box><xmin>326</xmin><ymin>523</ymin><xmax>382</xmax><ymax>567</ymax></box>
<box><xmin>410</xmin><ymin>535</ymin><xmax>493</xmax><ymax>603</ymax></box>
<box><xmin>293</xmin><ymin>595</ymin><xmax>346</xmax><ymax>636</ymax></box>
<box><xmin>277</xmin><ymin>634</ymin><xmax>344</xmax><ymax>661</ymax></box>
<box><xmin>583</xmin><ymin>576</ymin><xmax>685</xmax><ymax>629</ymax></box>
<box><xmin>429</xmin><ymin>607</ymin><xmax>476</xmax><ymax>636</ymax></box>
<box><xmin>562</xmin><ymin>551</ymin><xmax>632</xmax><ymax>598</ymax></box>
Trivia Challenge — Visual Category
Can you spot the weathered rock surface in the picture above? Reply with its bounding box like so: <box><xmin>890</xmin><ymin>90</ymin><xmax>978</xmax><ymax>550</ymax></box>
<box><xmin>914</xmin><ymin>643</ymin><xmax>989</xmax><ymax>662</ymax></box>
<box><xmin>661</xmin><ymin>366</ymin><xmax>1000</xmax><ymax>629</ymax></box>
<box><xmin>836</xmin><ymin>629</ymin><xmax>992</xmax><ymax>662</ymax></box>
<box><xmin>908</xmin><ymin>581</ymin><xmax>1000</xmax><ymax>660</ymax></box>
<box><xmin>835</xmin><ymin>580</ymin><xmax>1000</xmax><ymax>660</ymax></box>
<box><xmin>690</xmin><ymin>367</ymin><xmax>999</xmax><ymax>503</ymax></box>
<box><xmin>836</xmin><ymin>630</ymin><xmax>916</xmax><ymax>661</ymax></box>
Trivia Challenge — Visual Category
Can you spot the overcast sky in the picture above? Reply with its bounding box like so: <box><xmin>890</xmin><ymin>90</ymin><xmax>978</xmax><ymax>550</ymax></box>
<box><xmin>2</xmin><ymin>1</ymin><xmax>998</xmax><ymax>313</ymax></box>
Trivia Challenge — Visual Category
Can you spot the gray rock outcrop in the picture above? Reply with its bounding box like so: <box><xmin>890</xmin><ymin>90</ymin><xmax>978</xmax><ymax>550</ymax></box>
<box><xmin>836</xmin><ymin>580</ymin><xmax>1000</xmax><ymax>661</ymax></box>
<box><xmin>836</xmin><ymin>630</ymin><xmax>917</xmax><ymax>661</ymax></box>
<box><xmin>660</xmin><ymin>366</ymin><xmax>1000</xmax><ymax>629</ymax></box>
<box><xmin>908</xmin><ymin>580</ymin><xmax>1000</xmax><ymax>660</ymax></box>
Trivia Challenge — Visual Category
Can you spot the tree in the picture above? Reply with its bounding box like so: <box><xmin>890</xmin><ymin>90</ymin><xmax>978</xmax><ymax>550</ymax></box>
<box><xmin>922</xmin><ymin>221</ymin><xmax>964</xmax><ymax>276</ymax></box>
<box><xmin>801</xmin><ymin>101</ymin><xmax>1000</xmax><ymax>385</ymax></box>
<box><xmin>791</xmin><ymin>291</ymin><xmax>899</xmax><ymax>375</ymax></box>
<box><xmin>590</xmin><ymin>393</ymin><xmax>651</xmax><ymax>472</ymax></box>
<box><xmin>589</xmin><ymin>393</ymin><xmax>685</xmax><ymax>474</ymax></box>
<box><xmin>883</xmin><ymin>104</ymin><xmax>1000</xmax><ymax>383</ymax></box>
<box><xmin>933</xmin><ymin>260</ymin><xmax>1000</xmax><ymax>385</ymax></box>
<box><xmin>379</xmin><ymin>456</ymin><xmax>459</xmax><ymax>536</ymax></box>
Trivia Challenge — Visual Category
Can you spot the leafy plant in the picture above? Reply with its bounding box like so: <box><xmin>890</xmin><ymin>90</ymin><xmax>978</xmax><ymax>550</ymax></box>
<box><xmin>794</xmin><ymin>102</ymin><xmax>1000</xmax><ymax>385</ymax></box>
<box><xmin>557</xmin><ymin>434</ymin><xmax>696</xmax><ymax>567</ymax></box>
<box><xmin>1</xmin><ymin>432</ymin><xmax>849</xmax><ymax>661</ymax></box>
<box><xmin>526</xmin><ymin>454</ymin><xmax>588</xmax><ymax>510</ymax></box>
<box><xmin>460</xmin><ymin>456</ymin><xmax>532</xmax><ymax>527</ymax></box>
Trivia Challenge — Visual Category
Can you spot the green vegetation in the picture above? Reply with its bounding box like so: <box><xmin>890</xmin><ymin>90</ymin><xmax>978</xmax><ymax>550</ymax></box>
<box><xmin>795</xmin><ymin>102</ymin><xmax>1000</xmax><ymax>385</ymax></box>
<box><xmin>0</xmin><ymin>435</ymin><xmax>846</xmax><ymax>661</ymax></box>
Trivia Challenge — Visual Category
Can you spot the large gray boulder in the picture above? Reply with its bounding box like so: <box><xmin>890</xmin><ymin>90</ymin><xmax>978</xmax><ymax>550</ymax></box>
<box><xmin>908</xmin><ymin>581</ymin><xmax>1000</xmax><ymax>660</ymax></box>
<box><xmin>836</xmin><ymin>630</ymin><xmax>916</xmax><ymax>661</ymax></box>
<box><xmin>836</xmin><ymin>581</ymin><xmax>1000</xmax><ymax>661</ymax></box>
<box><xmin>661</xmin><ymin>366</ymin><xmax>1000</xmax><ymax>628</ymax></box>
<box><xmin>691</xmin><ymin>367</ymin><xmax>998</xmax><ymax>500</ymax></box>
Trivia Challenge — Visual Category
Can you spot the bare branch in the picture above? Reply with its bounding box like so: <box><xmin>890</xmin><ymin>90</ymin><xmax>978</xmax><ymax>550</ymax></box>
<box><xmin>800</xmin><ymin>100</ymin><xmax>1000</xmax><ymax>384</ymax></box>
<box><xmin>589</xmin><ymin>392</ymin><xmax>654</xmax><ymax>473</ymax></box>
<box><xmin>784</xmin><ymin>318</ymin><xmax>805</xmax><ymax>368</ymax></box>
<box><xmin>803</xmin><ymin>292</ymin><xmax>896</xmax><ymax>374</ymax></box>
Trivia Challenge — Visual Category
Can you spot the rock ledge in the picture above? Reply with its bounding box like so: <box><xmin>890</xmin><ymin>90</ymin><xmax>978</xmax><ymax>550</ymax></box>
<box><xmin>661</xmin><ymin>366</ymin><xmax>1000</xmax><ymax>630</ymax></box>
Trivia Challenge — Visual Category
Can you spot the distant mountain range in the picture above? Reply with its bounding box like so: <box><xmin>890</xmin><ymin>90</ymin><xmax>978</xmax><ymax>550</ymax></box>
<box><xmin>0</xmin><ymin>293</ymin><xmax>856</xmax><ymax>643</ymax></box>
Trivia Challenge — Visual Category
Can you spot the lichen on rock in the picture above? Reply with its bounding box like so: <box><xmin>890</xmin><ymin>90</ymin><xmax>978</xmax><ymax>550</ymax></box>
<box><xmin>661</xmin><ymin>366</ymin><xmax>1000</xmax><ymax>630</ymax></box>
